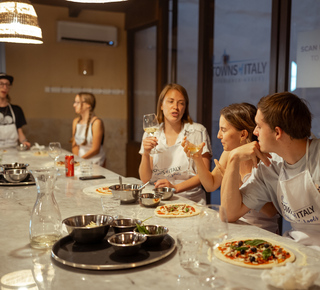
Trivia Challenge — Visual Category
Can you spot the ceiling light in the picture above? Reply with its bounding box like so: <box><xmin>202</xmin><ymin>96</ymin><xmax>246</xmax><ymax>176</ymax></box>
<box><xmin>0</xmin><ymin>0</ymin><xmax>43</xmax><ymax>44</ymax></box>
<box><xmin>66</xmin><ymin>0</ymin><xmax>128</xmax><ymax>3</ymax></box>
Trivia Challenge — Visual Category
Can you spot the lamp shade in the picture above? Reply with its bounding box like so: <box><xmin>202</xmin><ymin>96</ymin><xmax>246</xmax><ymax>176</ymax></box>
<box><xmin>0</xmin><ymin>0</ymin><xmax>43</xmax><ymax>44</ymax></box>
<box><xmin>66</xmin><ymin>0</ymin><xmax>127</xmax><ymax>3</ymax></box>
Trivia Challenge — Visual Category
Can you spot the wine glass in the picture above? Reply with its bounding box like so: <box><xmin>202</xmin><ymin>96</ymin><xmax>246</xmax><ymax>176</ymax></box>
<box><xmin>198</xmin><ymin>204</ymin><xmax>228</xmax><ymax>288</ymax></box>
<box><xmin>48</xmin><ymin>142</ymin><xmax>61</xmax><ymax>168</ymax></box>
<box><xmin>185</xmin><ymin>130</ymin><xmax>202</xmax><ymax>174</ymax></box>
<box><xmin>143</xmin><ymin>113</ymin><xmax>160</xmax><ymax>154</ymax></box>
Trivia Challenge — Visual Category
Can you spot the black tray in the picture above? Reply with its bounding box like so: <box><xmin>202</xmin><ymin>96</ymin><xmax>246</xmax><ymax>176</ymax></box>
<box><xmin>0</xmin><ymin>173</ymin><xmax>35</xmax><ymax>186</ymax></box>
<box><xmin>51</xmin><ymin>233</ymin><xmax>175</xmax><ymax>270</ymax></box>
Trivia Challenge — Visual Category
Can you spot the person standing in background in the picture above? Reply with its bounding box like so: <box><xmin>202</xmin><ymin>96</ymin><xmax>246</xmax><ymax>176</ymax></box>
<box><xmin>0</xmin><ymin>73</ymin><xmax>30</xmax><ymax>148</ymax></box>
<box><xmin>71</xmin><ymin>92</ymin><xmax>106</xmax><ymax>166</ymax></box>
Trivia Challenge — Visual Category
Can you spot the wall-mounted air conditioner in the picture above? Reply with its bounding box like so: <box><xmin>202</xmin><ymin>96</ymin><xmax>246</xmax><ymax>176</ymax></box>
<box><xmin>57</xmin><ymin>21</ymin><xmax>118</xmax><ymax>46</ymax></box>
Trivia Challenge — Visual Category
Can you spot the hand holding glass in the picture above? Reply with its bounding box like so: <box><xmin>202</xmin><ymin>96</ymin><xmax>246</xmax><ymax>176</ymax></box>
<box><xmin>143</xmin><ymin>113</ymin><xmax>160</xmax><ymax>154</ymax></box>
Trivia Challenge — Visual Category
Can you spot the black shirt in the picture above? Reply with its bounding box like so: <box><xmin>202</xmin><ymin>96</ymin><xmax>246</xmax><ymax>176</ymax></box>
<box><xmin>0</xmin><ymin>104</ymin><xmax>27</xmax><ymax>129</ymax></box>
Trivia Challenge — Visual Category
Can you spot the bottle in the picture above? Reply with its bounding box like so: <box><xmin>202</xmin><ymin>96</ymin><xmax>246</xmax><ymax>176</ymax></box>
<box><xmin>29</xmin><ymin>167</ymin><xmax>62</xmax><ymax>249</ymax></box>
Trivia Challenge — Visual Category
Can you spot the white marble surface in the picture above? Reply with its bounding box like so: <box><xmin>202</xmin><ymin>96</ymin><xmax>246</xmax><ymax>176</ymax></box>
<box><xmin>1</xmin><ymin>148</ymin><xmax>320</xmax><ymax>290</ymax></box>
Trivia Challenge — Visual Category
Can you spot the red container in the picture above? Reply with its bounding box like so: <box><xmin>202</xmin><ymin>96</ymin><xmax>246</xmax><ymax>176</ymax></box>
<box><xmin>65</xmin><ymin>155</ymin><xmax>74</xmax><ymax>177</ymax></box>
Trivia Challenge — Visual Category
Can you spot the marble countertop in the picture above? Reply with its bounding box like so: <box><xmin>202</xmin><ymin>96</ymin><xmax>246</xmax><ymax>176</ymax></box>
<box><xmin>1</xmin><ymin>148</ymin><xmax>320</xmax><ymax>290</ymax></box>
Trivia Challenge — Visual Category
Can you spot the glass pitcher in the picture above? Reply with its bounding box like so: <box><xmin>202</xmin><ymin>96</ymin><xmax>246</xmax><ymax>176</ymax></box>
<box><xmin>29</xmin><ymin>167</ymin><xmax>62</xmax><ymax>249</ymax></box>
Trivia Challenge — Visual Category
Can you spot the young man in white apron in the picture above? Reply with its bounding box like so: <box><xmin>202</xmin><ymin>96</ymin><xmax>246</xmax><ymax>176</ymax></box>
<box><xmin>221</xmin><ymin>92</ymin><xmax>320</xmax><ymax>250</ymax></box>
<box><xmin>0</xmin><ymin>73</ymin><xmax>30</xmax><ymax>148</ymax></box>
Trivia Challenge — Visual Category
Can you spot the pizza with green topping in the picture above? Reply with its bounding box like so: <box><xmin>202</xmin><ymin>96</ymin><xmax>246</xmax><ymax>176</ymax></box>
<box><xmin>214</xmin><ymin>238</ymin><xmax>296</xmax><ymax>268</ymax></box>
<box><xmin>154</xmin><ymin>203</ymin><xmax>200</xmax><ymax>218</ymax></box>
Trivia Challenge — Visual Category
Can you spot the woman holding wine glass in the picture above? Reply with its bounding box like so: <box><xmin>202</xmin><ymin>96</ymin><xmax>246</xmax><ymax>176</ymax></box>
<box><xmin>139</xmin><ymin>83</ymin><xmax>212</xmax><ymax>204</ymax></box>
<box><xmin>71</xmin><ymin>92</ymin><xmax>106</xmax><ymax>166</ymax></box>
<box><xmin>183</xmin><ymin>103</ymin><xmax>279</xmax><ymax>233</ymax></box>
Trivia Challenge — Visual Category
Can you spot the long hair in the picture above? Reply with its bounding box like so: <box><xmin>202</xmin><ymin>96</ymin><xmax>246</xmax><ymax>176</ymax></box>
<box><xmin>156</xmin><ymin>83</ymin><xmax>193</xmax><ymax>125</ymax></box>
<box><xmin>77</xmin><ymin>92</ymin><xmax>96</xmax><ymax>145</ymax></box>
<box><xmin>220</xmin><ymin>102</ymin><xmax>258</xmax><ymax>142</ymax></box>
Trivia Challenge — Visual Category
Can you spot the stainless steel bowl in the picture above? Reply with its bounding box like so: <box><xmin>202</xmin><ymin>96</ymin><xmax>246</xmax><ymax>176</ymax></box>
<box><xmin>0</xmin><ymin>163</ymin><xmax>29</xmax><ymax>170</ymax></box>
<box><xmin>112</xmin><ymin>218</ymin><xmax>142</xmax><ymax>233</ymax></box>
<box><xmin>2</xmin><ymin>169</ymin><xmax>29</xmax><ymax>183</ymax></box>
<box><xmin>62</xmin><ymin>214</ymin><xmax>114</xmax><ymax>244</ymax></box>
<box><xmin>134</xmin><ymin>225</ymin><xmax>168</xmax><ymax>246</ymax></box>
<box><xmin>16</xmin><ymin>144</ymin><xmax>28</xmax><ymax>151</ymax></box>
<box><xmin>152</xmin><ymin>187</ymin><xmax>176</xmax><ymax>200</ymax></box>
<box><xmin>109</xmin><ymin>184</ymin><xmax>142</xmax><ymax>204</ymax></box>
<box><xmin>107</xmin><ymin>232</ymin><xmax>146</xmax><ymax>256</ymax></box>
<box><xmin>139</xmin><ymin>193</ymin><xmax>162</xmax><ymax>208</ymax></box>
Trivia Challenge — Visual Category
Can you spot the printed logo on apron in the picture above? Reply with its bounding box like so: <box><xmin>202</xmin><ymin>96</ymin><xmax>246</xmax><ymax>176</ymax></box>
<box><xmin>277</xmin><ymin>139</ymin><xmax>320</xmax><ymax>226</ymax></box>
<box><xmin>0</xmin><ymin>104</ymin><xmax>18</xmax><ymax>148</ymax></box>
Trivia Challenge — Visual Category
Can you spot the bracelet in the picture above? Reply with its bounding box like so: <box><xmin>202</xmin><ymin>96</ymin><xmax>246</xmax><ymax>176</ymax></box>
<box><xmin>21</xmin><ymin>139</ymin><xmax>28</xmax><ymax>143</ymax></box>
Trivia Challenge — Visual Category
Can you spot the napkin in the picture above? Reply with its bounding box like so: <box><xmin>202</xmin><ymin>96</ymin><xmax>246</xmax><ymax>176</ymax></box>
<box><xmin>31</xmin><ymin>143</ymin><xmax>45</xmax><ymax>150</ymax></box>
<box><xmin>261</xmin><ymin>263</ymin><xmax>319</xmax><ymax>289</ymax></box>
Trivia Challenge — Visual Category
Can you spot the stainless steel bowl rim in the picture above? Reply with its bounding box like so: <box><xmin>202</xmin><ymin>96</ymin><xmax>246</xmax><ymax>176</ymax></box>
<box><xmin>62</xmin><ymin>214</ymin><xmax>114</xmax><ymax>229</ymax></box>
<box><xmin>134</xmin><ymin>225</ymin><xmax>169</xmax><ymax>237</ymax></box>
<box><xmin>107</xmin><ymin>232</ymin><xmax>147</xmax><ymax>246</ymax></box>
<box><xmin>112</xmin><ymin>218</ymin><xmax>142</xmax><ymax>228</ymax></box>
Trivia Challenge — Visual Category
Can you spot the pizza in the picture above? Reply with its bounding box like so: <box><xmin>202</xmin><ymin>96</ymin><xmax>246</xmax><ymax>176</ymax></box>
<box><xmin>154</xmin><ymin>203</ymin><xmax>200</xmax><ymax>218</ymax></box>
<box><xmin>214</xmin><ymin>238</ymin><xmax>295</xmax><ymax>269</ymax></box>
<box><xmin>95</xmin><ymin>186</ymin><xmax>112</xmax><ymax>195</ymax></box>
<box><xmin>33</xmin><ymin>150</ymin><xmax>48</xmax><ymax>156</ymax></box>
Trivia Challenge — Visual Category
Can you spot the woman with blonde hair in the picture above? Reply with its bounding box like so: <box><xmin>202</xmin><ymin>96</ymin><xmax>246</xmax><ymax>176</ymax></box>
<box><xmin>184</xmin><ymin>102</ymin><xmax>279</xmax><ymax>233</ymax></box>
<box><xmin>71</xmin><ymin>92</ymin><xmax>106</xmax><ymax>166</ymax></box>
<box><xmin>139</xmin><ymin>83</ymin><xmax>212</xmax><ymax>204</ymax></box>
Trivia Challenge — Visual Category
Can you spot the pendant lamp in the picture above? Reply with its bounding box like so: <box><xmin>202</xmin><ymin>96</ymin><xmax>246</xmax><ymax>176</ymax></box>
<box><xmin>66</xmin><ymin>0</ymin><xmax>128</xmax><ymax>3</ymax></box>
<box><xmin>0</xmin><ymin>0</ymin><xmax>43</xmax><ymax>44</ymax></box>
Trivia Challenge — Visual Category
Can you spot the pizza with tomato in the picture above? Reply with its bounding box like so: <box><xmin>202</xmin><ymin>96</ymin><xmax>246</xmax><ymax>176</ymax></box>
<box><xmin>214</xmin><ymin>238</ymin><xmax>295</xmax><ymax>269</ymax></box>
<box><xmin>95</xmin><ymin>186</ymin><xmax>112</xmax><ymax>195</ymax></box>
<box><xmin>154</xmin><ymin>203</ymin><xmax>200</xmax><ymax>218</ymax></box>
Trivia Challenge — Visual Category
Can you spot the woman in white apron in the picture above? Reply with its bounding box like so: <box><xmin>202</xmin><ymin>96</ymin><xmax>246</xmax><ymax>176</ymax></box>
<box><xmin>184</xmin><ymin>103</ymin><xmax>279</xmax><ymax>233</ymax></box>
<box><xmin>71</xmin><ymin>92</ymin><xmax>106</xmax><ymax>166</ymax></box>
<box><xmin>277</xmin><ymin>138</ymin><xmax>320</xmax><ymax>250</ymax></box>
<box><xmin>139</xmin><ymin>83</ymin><xmax>212</xmax><ymax>204</ymax></box>
<box><xmin>0</xmin><ymin>73</ymin><xmax>30</xmax><ymax>149</ymax></box>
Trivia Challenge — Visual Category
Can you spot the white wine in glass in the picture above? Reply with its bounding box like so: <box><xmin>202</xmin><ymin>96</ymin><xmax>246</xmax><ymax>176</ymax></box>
<box><xmin>143</xmin><ymin>113</ymin><xmax>160</xmax><ymax>154</ymax></box>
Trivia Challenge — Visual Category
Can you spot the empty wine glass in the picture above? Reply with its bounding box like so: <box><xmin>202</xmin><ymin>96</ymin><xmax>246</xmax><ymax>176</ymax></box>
<box><xmin>198</xmin><ymin>204</ymin><xmax>228</xmax><ymax>288</ymax></box>
<box><xmin>143</xmin><ymin>113</ymin><xmax>160</xmax><ymax>154</ymax></box>
<box><xmin>48</xmin><ymin>142</ymin><xmax>61</xmax><ymax>168</ymax></box>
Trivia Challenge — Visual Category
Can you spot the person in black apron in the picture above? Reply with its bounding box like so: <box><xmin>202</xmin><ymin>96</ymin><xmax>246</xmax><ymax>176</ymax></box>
<box><xmin>220</xmin><ymin>92</ymin><xmax>320</xmax><ymax>249</ymax></box>
<box><xmin>0</xmin><ymin>73</ymin><xmax>30</xmax><ymax>149</ymax></box>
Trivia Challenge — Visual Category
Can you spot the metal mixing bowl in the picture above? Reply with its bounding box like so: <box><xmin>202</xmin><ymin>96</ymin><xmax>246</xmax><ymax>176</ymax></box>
<box><xmin>108</xmin><ymin>232</ymin><xmax>146</xmax><ymax>256</ymax></box>
<box><xmin>62</xmin><ymin>214</ymin><xmax>114</xmax><ymax>244</ymax></box>
<box><xmin>134</xmin><ymin>225</ymin><xmax>168</xmax><ymax>246</ymax></box>
<box><xmin>109</xmin><ymin>184</ymin><xmax>142</xmax><ymax>204</ymax></box>
<box><xmin>0</xmin><ymin>163</ymin><xmax>29</xmax><ymax>170</ymax></box>
<box><xmin>112</xmin><ymin>218</ymin><xmax>142</xmax><ymax>233</ymax></box>
<box><xmin>2</xmin><ymin>169</ymin><xmax>29</xmax><ymax>183</ymax></box>
<box><xmin>152</xmin><ymin>187</ymin><xmax>176</xmax><ymax>200</ymax></box>
<box><xmin>139</xmin><ymin>193</ymin><xmax>162</xmax><ymax>208</ymax></box>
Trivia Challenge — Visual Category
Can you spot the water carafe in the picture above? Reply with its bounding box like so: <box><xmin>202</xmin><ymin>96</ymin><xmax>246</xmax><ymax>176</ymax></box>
<box><xmin>29</xmin><ymin>168</ymin><xmax>62</xmax><ymax>249</ymax></box>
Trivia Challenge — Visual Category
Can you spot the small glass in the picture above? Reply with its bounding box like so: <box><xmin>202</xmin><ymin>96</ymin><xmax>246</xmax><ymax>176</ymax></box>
<box><xmin>48</xmin><ymin>142</ymin><xmax>61</xmax><ymax>169</ymax></box>
<box><xmin>80</xmin><ymin>160</ymin><xmax>93</xmax><ymax>176</ymax></box>
<box><xmin>101</xmin><ymin>195</ymin><xmax>121</xmax><ymax>219</ymax></box>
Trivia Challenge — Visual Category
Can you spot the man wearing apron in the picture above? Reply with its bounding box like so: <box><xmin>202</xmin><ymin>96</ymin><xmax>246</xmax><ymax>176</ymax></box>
<box><xmin>221</xmin><ymin>92</ymin><xmax>320</xmax><ymax>250</ymax></box>
<box><xmin>0</xmin><ymin>73</ymin><xmax>30</xmax><ymax>148</ymax></box>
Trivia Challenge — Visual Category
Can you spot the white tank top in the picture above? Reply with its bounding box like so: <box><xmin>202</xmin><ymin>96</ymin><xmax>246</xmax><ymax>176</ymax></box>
<box><xmin>74</xmin><ymin>119</ymin><xmax>106</xmax><ymax>166</ymax></box>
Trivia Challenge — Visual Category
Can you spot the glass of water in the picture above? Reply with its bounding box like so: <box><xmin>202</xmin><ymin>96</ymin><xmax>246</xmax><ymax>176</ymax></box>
<box><xmin>101</xmin><ymin>195</ymin><xmax>121</xmax><ymax>219</ymax></box>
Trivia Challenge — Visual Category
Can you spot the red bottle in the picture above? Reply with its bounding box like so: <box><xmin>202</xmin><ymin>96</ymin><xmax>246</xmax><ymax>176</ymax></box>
<box><xmin>65</xmin><ymin>155</ymin><xmax>74</xmax><ymax>177</ymax></box>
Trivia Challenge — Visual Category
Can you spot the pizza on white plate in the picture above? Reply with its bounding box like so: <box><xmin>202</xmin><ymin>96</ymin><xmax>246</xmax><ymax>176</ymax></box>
<box><xmin>154</xmin><ymin>203</ymin><xmax>200</xmax><ymax>218</ymax></box>
<box><xmin>56</xmin><ymin>161</ymin><xmax>80</xmax><ymax>167</ymax></box>
<box><xmin>214</xmin><ymin>238</ymin><xmax>296</xmax><ymax>269</ymax></box>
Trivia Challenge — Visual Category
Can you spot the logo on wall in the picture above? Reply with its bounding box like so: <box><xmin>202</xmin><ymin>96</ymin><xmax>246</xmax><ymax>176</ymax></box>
<box><xmin>213</xmin><ymin>50</ymin><xmax>268</xmax><ymax>84</ymax></box>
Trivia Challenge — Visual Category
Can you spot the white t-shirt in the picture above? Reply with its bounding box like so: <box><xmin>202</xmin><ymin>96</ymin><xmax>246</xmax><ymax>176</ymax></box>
<box><xmin>241</xmin><ymin>138</ymin><xmax>320</xmax><ymax>247</ymax></box>
<box><xmin>139</xmin><ymin>122</ymin><xmax>212</xmax><ymax>204</ymax></box>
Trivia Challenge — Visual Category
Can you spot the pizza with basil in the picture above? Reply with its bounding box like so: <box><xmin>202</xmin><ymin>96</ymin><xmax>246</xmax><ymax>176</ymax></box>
<box><xmin>214</xmin><ymin>238</ymin><xmax>295</xmax><ymax>269</ymax></box>
<box><xmin>154</xmin><ymin>203</ymin><xmax>200</xmax><ymax>218</ymax></box>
